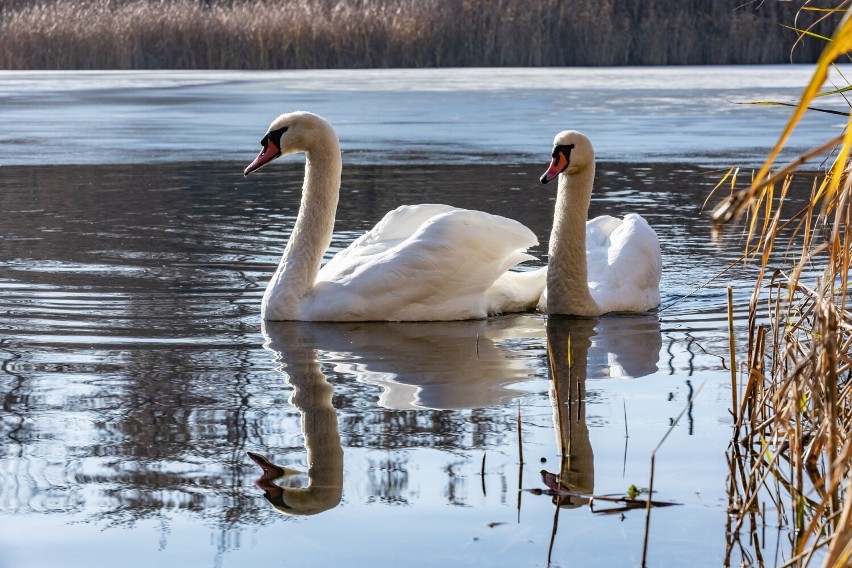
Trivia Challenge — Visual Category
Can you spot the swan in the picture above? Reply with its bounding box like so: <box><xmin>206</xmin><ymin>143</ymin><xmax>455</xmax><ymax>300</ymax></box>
<box><xmin>538</xmin><ymin>130</ymin><xmax>661</xmax><ymax>316</ymax></box>
<box><xmin>244</xmin><ymin>111</ymin><xmax>545</xmax><ymax>321</ymax></box>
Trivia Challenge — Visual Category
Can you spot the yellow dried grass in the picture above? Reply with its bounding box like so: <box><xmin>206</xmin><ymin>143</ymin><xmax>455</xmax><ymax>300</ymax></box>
<box><xmin>0</xmin><ymin>0</ymin><xmax>831</xmax><ymax>69</ymax></box>
<box><xmin>716</xmin><ymin>5</ymin><xmax>852</xmax><ymax>566</ymax></box>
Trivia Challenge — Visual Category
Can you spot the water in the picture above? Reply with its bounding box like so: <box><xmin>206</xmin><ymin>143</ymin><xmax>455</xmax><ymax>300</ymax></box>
<box><xmin>0</xmin><ymin>67</ymin><xmax>836</xmax><ymax>567</ymax></box>
<box><xmin>0</xmin><ymin>66</ymin><xmax>848</xmax><ymax>167</ymax></box>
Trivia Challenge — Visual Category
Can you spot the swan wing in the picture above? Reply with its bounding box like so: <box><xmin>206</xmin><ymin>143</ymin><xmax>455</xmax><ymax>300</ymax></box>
<box><xmin>307</xmin><ymin>207</ymin><xmax>541</xmax><ymax>320</ymax></box>
<box><xmin>317</xmin><ymin>204</ymin><xmax>459</xmax><ymax>280</ymax></box>
<box><xmin>586</xmin><ymin>214</ymin><xmax>662</xmax><ymax>313</ymax></box>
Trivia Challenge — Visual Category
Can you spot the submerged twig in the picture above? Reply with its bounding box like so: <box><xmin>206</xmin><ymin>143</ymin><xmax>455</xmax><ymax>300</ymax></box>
<box><xmin>518</xmin><ymin>400</ymin><xmax>524</xmax><ymax>466</ymax></box>
<box><xmin>729</xmin><ymin>285</ymin><xmax>739</xmax><ymax>433</ymax></box>
<box><xmin>525</xmin><ymin>487</ymin><xmax>681</xmax><ymax>511</ymax></box>
<box><xmin>480</xmin><ymin>452</ymin><xmax>486</xmax><ymax>497</ymax></box>
<box><xmin>641</xmin><ymin>381</ymin><xmax>706</xmax><ymax>567</ymax></box>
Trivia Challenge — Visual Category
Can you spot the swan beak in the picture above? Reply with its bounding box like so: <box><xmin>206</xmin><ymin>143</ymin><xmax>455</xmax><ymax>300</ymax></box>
<box><xmin>540</xmin><ymin>152</ymin><xmax>568</xmax><ymax>184</ymax></box>
<box><xmin>244</xmin><ymin>139</ymin><xmax>281</xmax><ymax>176</ymax></box>
<box><xmin>247</xmin><ymin>451</ymin><xmax>292</xmax><ymax>509</ymax></box>
<box><xmin>247</xmin><ymin>451</ymin><xmax>286</xmax><ymax>477</ymax></box>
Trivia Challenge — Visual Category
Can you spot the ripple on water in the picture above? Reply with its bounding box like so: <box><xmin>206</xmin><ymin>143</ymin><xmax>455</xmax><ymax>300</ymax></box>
<box><xmin>0</xmin><ymin>160</ymin><xmax>805</xmax><ymax>567</ymax></box>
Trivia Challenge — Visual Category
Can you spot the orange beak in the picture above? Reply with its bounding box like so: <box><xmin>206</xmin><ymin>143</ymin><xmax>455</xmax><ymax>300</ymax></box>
<box><xmin>244</xmin><ymin>138</ymin><xmax>281</xmax><ymax>176</ymax></box>
<box><xmin>540</xmin><ymin>152</ymin><xmax>569</xmax><ymax>184</ymax></box>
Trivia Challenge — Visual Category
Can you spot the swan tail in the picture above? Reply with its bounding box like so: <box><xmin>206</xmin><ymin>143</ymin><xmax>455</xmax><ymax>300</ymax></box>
<box><xmin>487</xmin><ymin>266</ymin><xmax>547</xmax><ymax>315</ymax></box>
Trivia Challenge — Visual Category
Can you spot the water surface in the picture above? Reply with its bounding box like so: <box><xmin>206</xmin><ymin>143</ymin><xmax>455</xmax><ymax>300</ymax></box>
<box><xmin>1</xmin><ymin>65</ymin><xmax>848</xmax><ymax>166</ymax></box>
<box><xmin>0</xmin><ymin>67</ymin><xmax>834</xmax><ymax>567</ymax></box>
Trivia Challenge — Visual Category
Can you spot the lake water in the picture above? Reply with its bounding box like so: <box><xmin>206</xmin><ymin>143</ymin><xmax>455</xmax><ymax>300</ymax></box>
<box><xmin>0</xmin><ymin>66</ymin><xmax>842</xmax><ymax>567</ymax></box>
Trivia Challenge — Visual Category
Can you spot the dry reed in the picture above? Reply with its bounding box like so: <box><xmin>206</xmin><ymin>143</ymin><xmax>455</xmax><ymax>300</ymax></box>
<box><xmin>0</xmin><ymin>0</ymin><xmax>831</xmax><ymax>70</ymax></box>
<box><xmin>713</xmin><ymin>4</ymin><xmax>852</xmax><ymax>566</ymax></box>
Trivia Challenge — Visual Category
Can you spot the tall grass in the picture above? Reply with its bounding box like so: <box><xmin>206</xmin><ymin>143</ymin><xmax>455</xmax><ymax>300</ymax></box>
<box><xmin>0</xmin><ymin>0</ymin><xmax>831</xmax><ymax>70</ymax></box>
<box><xmin>713</xmin><ymin>5</ymin><xmax>852</xmax><ymax>565</ymax></box>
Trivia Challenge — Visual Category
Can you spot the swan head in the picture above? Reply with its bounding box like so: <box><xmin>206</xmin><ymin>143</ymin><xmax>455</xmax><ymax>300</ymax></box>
<box><xmin>244</xmin><ymin>111</ymin><xmax>338</xmax><ymax>176</ymax></box>
<box><xmin>540</xmin><ymin>130</ymin><xmax>594</xmax><ymax>184</ymax></box>
<box><xmin>247</xmin><ymin>451</ymin><xmax>342</xmax><ymax>516</ymax></box>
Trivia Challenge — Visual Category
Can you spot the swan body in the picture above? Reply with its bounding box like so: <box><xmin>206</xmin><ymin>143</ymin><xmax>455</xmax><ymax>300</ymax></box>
<box><xmin>244</xmin><ymin>111</ymin><xmax>544</xmax><ymax>321</ymax></box>
<box><xmin>538</xmin><ymin>131</ymin><xmax>661</xmax><ymax>316</ymax></box>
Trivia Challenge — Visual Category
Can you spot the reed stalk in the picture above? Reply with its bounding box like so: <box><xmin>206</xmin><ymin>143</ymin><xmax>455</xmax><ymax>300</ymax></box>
<box><xmin>0</xmin><ymin>0</ymin><xmax>831</xmax><ymax>70</ymax></box>
<box><xmin>715</xmin><ymin>5</ymin><xmax>852</xmax><ymax>566</ymax></box>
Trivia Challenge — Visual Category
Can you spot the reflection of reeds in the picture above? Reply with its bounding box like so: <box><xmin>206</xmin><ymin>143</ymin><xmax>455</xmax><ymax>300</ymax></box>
<box><xmin>0</xmin><ymin>0</ymin><xmax>829</xmax><ymax>70</ymax></box>
<box><xmin>713</xmin><ymin>6</ymin><xmax>852</xmax><ymax>566</ymax></box>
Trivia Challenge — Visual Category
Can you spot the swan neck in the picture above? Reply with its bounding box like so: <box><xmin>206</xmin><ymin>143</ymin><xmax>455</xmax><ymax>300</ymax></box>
<box><xmin>269</xmin><ymin>143</ymin><xmax>342</xmax><ymax>305</ymax></box>
<box><xmin>547</xmin><ymin>164</ymin><xmax>599</xmax><ymax>315</ymax></box>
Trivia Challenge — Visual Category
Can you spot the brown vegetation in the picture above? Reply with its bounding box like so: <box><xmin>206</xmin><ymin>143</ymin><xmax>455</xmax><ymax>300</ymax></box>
<box><xmin>713</xmin><ymin>6</ymin><xmax>852</xmax><ymax>564</ymax></box>
<box><xmin>0</xmin><ymin>0</ymin><xmax>832</xmax><ymax>70</ymax></box>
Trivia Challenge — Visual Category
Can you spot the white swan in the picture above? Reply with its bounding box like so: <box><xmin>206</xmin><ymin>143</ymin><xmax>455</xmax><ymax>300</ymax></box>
<box><xmin>244</xmin><ymin>111</ymin><xmax>545</xmax><ymax>321</ymax></box>
<box><xmin>538</xmin><ymin>130</ymin><xmax>661</xmax><ymax>316</ymax></box>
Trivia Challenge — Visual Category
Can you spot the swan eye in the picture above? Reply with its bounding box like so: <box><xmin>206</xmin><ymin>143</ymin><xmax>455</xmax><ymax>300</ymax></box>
<box><xmin>262</xmin><ymin>126</ymin><xmax>288</xmax><ymax>148</ymax></box>
<box><xmin>552</xmin><ymin>143</ymin><xmax>575</xmax><ymax>159</ymax></box>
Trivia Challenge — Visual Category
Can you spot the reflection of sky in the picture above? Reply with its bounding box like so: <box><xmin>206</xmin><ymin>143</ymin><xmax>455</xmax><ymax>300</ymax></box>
<box><xmin>1</xmin><ymin>368</ymin><xmax>733</xmax><ymax>568</ymax></box>
<box><xmin>0</xmin><ymin>291</ymin><xmax>738</xmax><ymax>567</ymax></box>
<box><xmin>0</xmin><ymin>66</ymin><xmax>846</xmax><ymax>167</ymax></box>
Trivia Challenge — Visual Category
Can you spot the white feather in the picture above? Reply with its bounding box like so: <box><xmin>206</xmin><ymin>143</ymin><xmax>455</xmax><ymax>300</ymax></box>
<box><xmin>245</xmin><ymin>112</ymin><xmax>545</xmax><ymax>321</ymax></box>
<box><xmin>539</xmin><ymin>131</ymin><xmax>662</xmax><ymax>316</ymax></box>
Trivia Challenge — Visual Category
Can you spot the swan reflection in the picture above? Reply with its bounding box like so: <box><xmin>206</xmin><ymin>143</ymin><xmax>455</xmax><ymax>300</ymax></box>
<box><xmin>543</xmin><ymin>314</ymin><xmax>661</xmax><ymax>509</ymax></box>
<box><xmin>265</xmin><ymin>316</ymin><xmax>546</xmax><ymax>410</ymax></box>
<box><xmin>248</xmin><ymin>314</ymin><xmax>661</xmax><ymax>516</ymax></box>
<box><xmin>247</xmin><ymin>326</ymin><xmax>344</xmax><ymax>516</ymax></box>
<box><xmin>248</xmin><ymin>316</ymin><xmax>544</xmax><ymax>516</ymax></box>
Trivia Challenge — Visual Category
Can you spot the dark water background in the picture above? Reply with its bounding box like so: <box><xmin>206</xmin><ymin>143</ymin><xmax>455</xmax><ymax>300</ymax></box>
<box><xmin>1</xmin><ymin>67</ymin><xmax>841</xmax><ymax>567</ymax></box>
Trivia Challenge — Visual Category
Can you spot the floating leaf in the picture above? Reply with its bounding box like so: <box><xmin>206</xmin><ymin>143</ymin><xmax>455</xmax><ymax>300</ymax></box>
<box><xmin>627</xmin><ymin>484</ymin><xmax>649</xmax><ymax>499</ymax></box>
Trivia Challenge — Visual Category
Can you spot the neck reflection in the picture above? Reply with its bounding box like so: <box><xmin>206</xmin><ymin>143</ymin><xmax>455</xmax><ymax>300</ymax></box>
<box><xmin>248</xmin><ymin>323</ymin><xmax>344</xmax><ymax>516</ymax></box>
<box><xmin>248</xmin><ymin>313</ymin><xmax>661</xmax><ymax>516</ymax></box>
<box><xmin>543</xmin><ymin>314</ymin><xmax>661</xmax><ymax>508</ymax></box>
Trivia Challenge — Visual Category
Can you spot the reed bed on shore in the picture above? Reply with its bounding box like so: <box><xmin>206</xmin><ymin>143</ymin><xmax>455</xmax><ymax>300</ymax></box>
<box><xmin>713</xmin><ymin>6</ymin><xmax>852</xmax><ymax>565</ymax></box>
<box><xmin>0</xmin><ymin>0</ymin><xmax>830</xmax><ymax>70</ymax></box>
